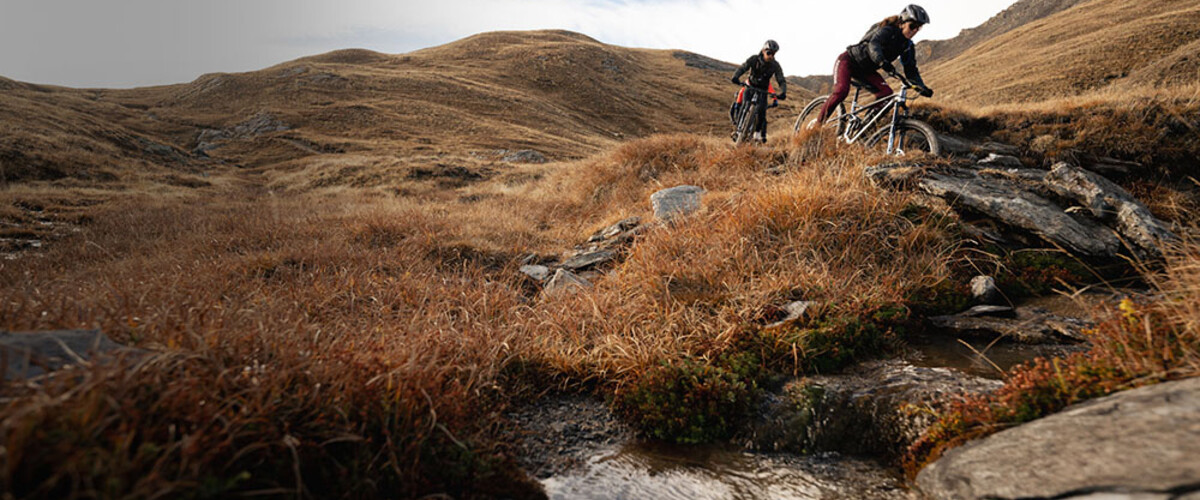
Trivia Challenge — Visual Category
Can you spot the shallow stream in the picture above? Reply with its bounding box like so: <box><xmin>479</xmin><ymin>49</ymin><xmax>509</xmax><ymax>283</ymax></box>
<box><xmin>541</xmin><ymin>441</ymin><xmax>913</xmax><ymax>500</ymax></box>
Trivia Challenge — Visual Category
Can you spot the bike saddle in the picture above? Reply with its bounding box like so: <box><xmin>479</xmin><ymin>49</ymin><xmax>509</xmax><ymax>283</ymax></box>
<box><xmin>850</xmin><ymin>78</ymin><xmax>880</xmax><ymax>93</ymax></box>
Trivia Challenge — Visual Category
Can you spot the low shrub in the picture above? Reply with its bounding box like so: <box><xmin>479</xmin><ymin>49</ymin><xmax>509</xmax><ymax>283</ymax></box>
<box><xmin>613</xmin><ymin>358</ymin><xmax>757</xmax><ymax>444</ymax></box>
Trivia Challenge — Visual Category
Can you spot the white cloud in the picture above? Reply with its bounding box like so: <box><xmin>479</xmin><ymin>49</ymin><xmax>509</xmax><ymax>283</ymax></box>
<box><xmin>0</xmin><ymin>0</ymin><xmax>1017</xmax><ymax>88</ymax></box>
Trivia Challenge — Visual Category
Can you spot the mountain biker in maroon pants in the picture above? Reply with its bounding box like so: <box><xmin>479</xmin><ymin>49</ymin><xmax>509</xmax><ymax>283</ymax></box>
<box><xmin>731</xmin><ymin>40</ymin><xmax>787</xmax><ymax>143</ymax></box>
<box><xmin>809</xmin><ymin>4</ymin><xmax>934</xmax><ymax>128</ymax></box>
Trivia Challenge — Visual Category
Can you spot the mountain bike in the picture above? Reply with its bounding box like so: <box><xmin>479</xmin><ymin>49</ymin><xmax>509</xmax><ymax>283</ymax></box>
<box><xmin>792</xmin><ymin>73</ymin><xmax>940</xmax><ymax>156</ymax></box>
<box><xmin>730</xmin><ymin>85</ymin><xmax>778</xmax><ymax>145</ymax></box>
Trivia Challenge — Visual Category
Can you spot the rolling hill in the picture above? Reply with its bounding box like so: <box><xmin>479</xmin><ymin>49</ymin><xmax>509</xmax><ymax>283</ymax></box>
<box><xmin>925</xmin><ymin>0</ymin><xmax>1200</xmax><ymax>106</ymax></box>
<box><xmin>0</xmin><ymin>30</ymin><xmax>814</xmax><ymax>193</ymax></box>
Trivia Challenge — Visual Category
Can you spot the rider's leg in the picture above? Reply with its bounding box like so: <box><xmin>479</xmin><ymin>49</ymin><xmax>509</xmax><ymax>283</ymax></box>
<box><xmin>754</xmin><ymin>93</ymin><xmax>768</xmax><ymax>142</ymax></box>
<box><xmin>816</xmin><ymin>52</ymin><xmax>854</xmax><ymax>123</ymax></box>
<box><xmin>858</xmin><ymin>72</ymin><xmax>894</xmax><ymax>112</ymax></box>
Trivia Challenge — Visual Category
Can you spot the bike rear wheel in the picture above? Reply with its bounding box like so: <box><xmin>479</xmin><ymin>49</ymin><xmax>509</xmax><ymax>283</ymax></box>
<box><xmin>793</xmin><ymin>96</ymin><xmax>846</xmax><ymax>135</ymax></box>
<box><xmin>865</xmin><ymin>119</ymin><xmax>941</xmax><ymax>156</ymax></box>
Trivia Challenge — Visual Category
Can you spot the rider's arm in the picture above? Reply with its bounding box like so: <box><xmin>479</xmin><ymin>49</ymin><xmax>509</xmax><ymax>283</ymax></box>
<box><xmin>866</xmin><ymin>27</ymin><xmax>893</xmax><ymax>70</ymax></box>
<box><xmin>731</xmin><ymin>56</ymin><xmax>753</xmax><ymax>84</ymax></box>
<box><xmin>772</xmin><ymin>63</ymin><xmax>787</xmax><ymax>97</ymax></box>
<box><xmin>900</xmin><ymin>43</ymin><xmax>925</xmax><ymax>87</ymax></box>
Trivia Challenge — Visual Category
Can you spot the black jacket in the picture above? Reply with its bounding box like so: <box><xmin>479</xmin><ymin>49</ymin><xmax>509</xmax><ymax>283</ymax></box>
<box><xmin>846</xmin><ymin>24</ymin><xmax>925</xmax><ymax>86</ymax></box>
<box><xmin>732</xmin><ymin>54</ymin><xmax>786</xmax><ymax>94</ymax></box>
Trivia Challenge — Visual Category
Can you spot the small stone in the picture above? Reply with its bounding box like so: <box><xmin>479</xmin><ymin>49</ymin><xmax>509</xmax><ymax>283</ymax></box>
<box><xmin>543</xmin><ymin>269</ymin><xmax>592</xmax><ymax>296</ymax></box>
<box><xmin>970</xmin><ymin>275</ymin><xmax>1003</xmax><ymax>305</ymax></box>
<box><xmin>560</xmin><ymin>250</ymin><xmax>614</xmax><ymax>271</ymax></box>
<box><xmin>977</xmin><ymin>153</ymin><xmax>1022</xmax><ymax>168</ymax></box>
<box><xmin>519</xmin><ymin>265</ymin><xmax>551</xmax><ymax>282</ymax></box>
<box><xmin>766</xmin><ymin>301</ymin><xmax>818</xmax><ymax>328</ymax></box>
<box><xmin>650</xmin><ymin>185</ymin><xmax>705</xmax><ymax>222</ymax></box>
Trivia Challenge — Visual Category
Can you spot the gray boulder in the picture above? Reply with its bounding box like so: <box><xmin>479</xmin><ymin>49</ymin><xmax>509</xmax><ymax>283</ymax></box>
<box><xmin>919</xmin><ymin>168</ymin><xmax>1123</xmax><ymax>257</ymax></box>
<box><xmin>868</xmin><ymin>162</ymin><xmax>1175</xmax><ymax>260</ymax></box>
<box><xmin>650</xmin><ymin>185</ymin><xmax>705</xmax><ymax>222</ymax></box>
<box><xmin>918</xmin><ymin>377</ymin><xmax>1200</xmax><ymax>499</ymax></box>
<box><xmin>1044</xmin><ymin>162</ymin><xmax>1177</xmax><ymax>258</ymax></box>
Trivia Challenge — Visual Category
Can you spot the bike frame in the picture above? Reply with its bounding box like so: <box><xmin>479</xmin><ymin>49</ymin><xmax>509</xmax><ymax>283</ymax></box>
<box><xmin>837</xmin><ymin>74</ymin><xmax>917</xmax><ymax>154</ymax></box>
<box><xmin>840</xmin><ymin>86</ymin><xmax>907</xmax><ymax>144</ymax></box>
<box><xmin>732</xmin><ymin>85</ymin><xmax>777</xmax><ymax>143</ymax></box>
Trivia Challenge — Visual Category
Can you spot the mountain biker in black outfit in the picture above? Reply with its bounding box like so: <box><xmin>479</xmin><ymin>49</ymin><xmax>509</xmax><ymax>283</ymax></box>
<box><xmin>810</xmin><ymin>4</ymin><xmax>933</xmax><ymax>127</ymax></box>
<box><xmin>731</xmin><ymin>40</ymin><xmax>787</xmax><ymax>143</ymax></box>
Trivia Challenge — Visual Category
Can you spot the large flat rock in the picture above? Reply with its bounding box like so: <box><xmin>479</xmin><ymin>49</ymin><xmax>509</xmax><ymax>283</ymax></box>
<box><xmin>918</xmin><ymin>377</ymin><xmax>1200</xmax><ymax>499</ymax></box>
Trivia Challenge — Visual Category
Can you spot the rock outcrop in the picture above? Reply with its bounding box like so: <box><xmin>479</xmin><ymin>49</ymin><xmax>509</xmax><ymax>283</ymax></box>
<box><xmin>868</xmin><ymin>161</ymin><xmax>1176</xmax><ymax>259</ymax></box>
<box><xmin>744</xmin><ymin>361</ymin><xmax>1002</xmax><ymax>459</ymax></box>
<box><xmin>918</xmin><ymin>377</ymin><xmax>1200</xmax><ymax>499</ymax></box>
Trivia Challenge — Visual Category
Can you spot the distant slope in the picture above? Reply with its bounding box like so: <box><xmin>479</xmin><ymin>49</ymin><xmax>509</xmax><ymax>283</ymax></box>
<box><xmin>926</xmin><ymin>0</ymin><xmax>1200</xmax><ymax>106</ymax></box>
<box><xmin>1</xmin><ymin>30</ymin><xmax>803</xmax><ymax>186</ymax></box>
<box><xmin>915</xmin><ymin>0</ymin><xmax>1090</xmax><ymax>65</ymax></box>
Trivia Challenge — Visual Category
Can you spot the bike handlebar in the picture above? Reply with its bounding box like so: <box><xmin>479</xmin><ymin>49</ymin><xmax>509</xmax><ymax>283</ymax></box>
<box><xmin>740</xmin><ymin>83</ymin><xmax>778</xmax><ymax>97</ymax></box>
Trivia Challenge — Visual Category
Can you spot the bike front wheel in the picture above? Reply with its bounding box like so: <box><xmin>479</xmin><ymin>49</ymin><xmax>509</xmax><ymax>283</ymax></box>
<box><xmin>793</xmin><ymin>96</ymin><xmax>846</xmax><ymax>135</ymax></box>
<box><xmin>733</xmin><ymin>100</ymin><xmax>763</xmax><ymax>144</ymax></box>
<box><xmin>865</xmin><ymin>119</ymin><xmax>941</xmax><ymax>156</ymax></box>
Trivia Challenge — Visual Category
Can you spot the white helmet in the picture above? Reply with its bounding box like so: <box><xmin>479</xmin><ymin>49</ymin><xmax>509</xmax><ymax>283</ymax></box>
<box><xmin>900</xmin><ymin>4</ymin><xmax>930</xmax><ymax>24</ymax></box>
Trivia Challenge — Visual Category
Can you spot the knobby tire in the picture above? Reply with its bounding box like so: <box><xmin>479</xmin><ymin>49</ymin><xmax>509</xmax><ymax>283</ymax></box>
<box><xmin>866</xmin><ymin>119</ymin><xmax>941</xmax><ymax>156</ymax></box>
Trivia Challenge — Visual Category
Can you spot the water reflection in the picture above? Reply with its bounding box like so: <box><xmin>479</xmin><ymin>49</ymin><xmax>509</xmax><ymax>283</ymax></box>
<box><xmin>542</xmin><ymin>441</ymin><xmax>911</xmax><ymax>499</ymax></box>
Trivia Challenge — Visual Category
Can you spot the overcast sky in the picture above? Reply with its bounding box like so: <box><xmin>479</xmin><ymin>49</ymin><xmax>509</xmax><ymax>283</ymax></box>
<box><xmin>0</xmin><ymin>0</ymin><xmax>1018</xmax><ymax>89</ymax></box>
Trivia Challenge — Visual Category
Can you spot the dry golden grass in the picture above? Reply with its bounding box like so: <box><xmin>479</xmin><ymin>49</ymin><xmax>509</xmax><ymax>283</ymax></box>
<box><xmin>926</xmin><ymin>0</ymin><xmax>1200</xmax><ymax>107</ymax></box>
<box><xmin>0</xmin><ymin>128</ymin><xmax>961</xmax><ymax>497</ymax></box>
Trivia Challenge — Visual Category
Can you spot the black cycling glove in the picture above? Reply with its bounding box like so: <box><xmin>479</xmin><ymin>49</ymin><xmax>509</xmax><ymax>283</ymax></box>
<box><xmin>731</xmin><ymin>77</ymin><xmax>741</xmax><ymax>85</ymax></box>
<box><xmin>917</xmin><ymin>86</ymin><xmax>934</xmax><ymax>98</ymax></box>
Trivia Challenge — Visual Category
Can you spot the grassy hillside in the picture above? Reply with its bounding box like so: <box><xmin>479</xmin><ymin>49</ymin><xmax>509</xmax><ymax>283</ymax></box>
<box><xmin>1</xmin><ymin>20</ymin><xmax>1198</xmax><ymax>499</ymax></box>
<box><xmin>1</xmin><ymin>30</ymin><xmax>809</xmax><ymax>191</ymax></box>
<box><xmin>926</xmin><ymin>0</ymin><xmax>1200</xmax><ymax>106</ymax></box>
<box><xmin>915</xmin><ymin>0</ymin><xmax>1090</xmax><ymax>66</ymax></box>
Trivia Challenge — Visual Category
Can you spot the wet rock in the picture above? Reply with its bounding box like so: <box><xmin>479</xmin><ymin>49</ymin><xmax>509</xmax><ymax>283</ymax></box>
<box><xmin>543</xmin><ymin>269</ymin><xmax>592</xmax><ymax>296</ymax></box>
<box><xmin>930</xmin><ymin>304</ymin><xmax>1090</xmax><ymax>343</ymax></box>
<box><xmin>1044</xmin><ymin>162</ymin><xmax>1176</xmax><ymax>258</ymax></box>
<box><xmin>519</xmin><ymin>265</ymin><xmax>551</xmax><ymax>282</ymax></box>
<box><xmin>501</xmin><ymin>149</ymin><xmax>548</xmax><ymax>164</ymax></box>
<box><xmin>970</xmin><ymin>275</ymin><xmax>1003</xmax><ymax>305</ymax></box>
<box><xmin>918</xmin><ymin>377</ymin><xmax>1200</xmax><ymax>500</ymax></box>
<box><xmin>744</xmin><ymin>360</ymin><xmax>1002</xmax><ymax>459</ymax></box>
<box><xmin>505</xmin><ymin>393</ymin><xmax>633</xmax><ymax>479</ymax></box>
<box><xmin>0</xmin><ymin>330</ymin><xmax>141</xmax><ymax>379</ymax></box>
<box><xmin>650</xmin><ymin>185</ymin><xmax>705</xmax><ymax>222</ymax></box>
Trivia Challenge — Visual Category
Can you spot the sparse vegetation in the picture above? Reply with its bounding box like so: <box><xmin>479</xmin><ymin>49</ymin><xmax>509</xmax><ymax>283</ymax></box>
<box><xmin>3</xmin><ymin>5</ymin><xmax>1200</xmax><ymax>496</ymax></box>
<box><xmin>904</xmin><ymin>237</ymin><xmax>1200</xmax><ymax>477</ymax></box>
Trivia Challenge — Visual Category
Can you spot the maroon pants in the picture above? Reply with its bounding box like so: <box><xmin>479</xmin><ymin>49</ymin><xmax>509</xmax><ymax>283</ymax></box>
<box><xmin>817</xmin><ymin>51</ymin><xmax>893</xmax><ymax>122</ymax></box>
